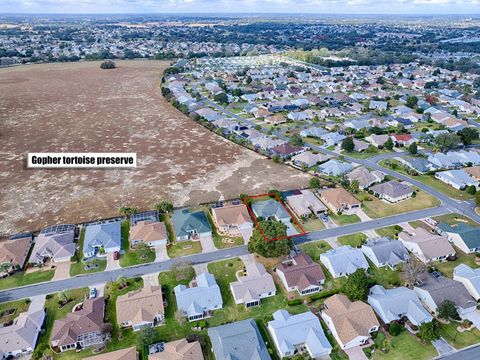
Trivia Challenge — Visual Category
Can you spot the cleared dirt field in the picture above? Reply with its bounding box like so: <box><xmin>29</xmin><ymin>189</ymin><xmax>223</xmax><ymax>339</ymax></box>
<box><xmin>0</xmin><ymin>60</ymin><xmax>310</xmax><ymax>236</ymax></box>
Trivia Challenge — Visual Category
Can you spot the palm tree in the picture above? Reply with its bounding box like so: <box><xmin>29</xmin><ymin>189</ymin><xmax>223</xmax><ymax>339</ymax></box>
<box><xmin>119</xmin><ymin>206</ymin><xmax>136</xmax><ymax>219</ymax></box>
<box><xmin>154</xmin><ymin>201</ymin><xmax>173</xmax><ymax>214</ymax></box>
<box><xmin>116</xmin><ymin>275</ymin><xmax>128</xmax><ymax>289</ymax></box>
<box><xmin>57</xmin><ymin>290</ymin><xmax>70</xmax><ymax>305</ymax></box>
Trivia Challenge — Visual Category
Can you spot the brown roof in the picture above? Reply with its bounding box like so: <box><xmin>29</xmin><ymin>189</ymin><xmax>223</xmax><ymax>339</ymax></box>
<box><xmin>319</xmin><ymin>188</ymin><xmax>360</xmax><ymax>210</ymax></box>
<box><xmin>51</xmin><ymin>297</ymin><xmax>108</xmax><ymax>348</ymax></box>
<box><xmin>323</xmin><ymin>294</ymin><xmax>379</xmax><ymax>345</ymax></box>
<box><xmin>148</xmin><ymin>339</ymin><xmax>204</xmax><ymax>360</ymax></box>
<box><xmin>271</xmin><ymin>143</ymin><xmax>304</xmax><ymax>155</ymax></box>
<box><xmin>211</xmin><ymin>204</ymin><xmax>252</xmax><ymax>227</ymax></box>
<box><xmin>276</xmin><ymin>253</ymin><xmax>325</xmax><ymax>291</ymax></box>
<box><xmin>398</xmin><ymin>227</ymin><xmax>455</xmax><ymax>261</ymax></box>
<box><xmin>83</xmin><ymin>347</ymin><xmax>138</xmax><ymax>360</ymax></box>
<box><xmin>116</xmin><ymin>286</ymin><xmax>164</xmax><ymax>326</ymax></box>
<box><xmin>0</xmin><ymin>236</ymin><xmax>31</xmax><ymax>268</ymax></box>
<box><xmin>465</xmin><ymin>166</ymin><xmax>480</xmax><ymax>180</ymax></box>
<box><xmin>130</xmin><ymin>221</ymin><xmax>167</xmax><ymax>244</ymax></box>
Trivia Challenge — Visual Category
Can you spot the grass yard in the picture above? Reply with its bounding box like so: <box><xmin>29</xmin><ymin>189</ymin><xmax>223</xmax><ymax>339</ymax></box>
<box><xmin>167</xmin><ymin>240</ymin><xmax>202</xmax><ymax>258</ymax></box>
<box><xmin>301</xmin><ymin>217</ymin><xmax>326</xmax><ymax>232</ymax></box>
<box><xmin>357</xmin><ymin>191</ymin><xmax>440</xmax><ymax>219</ymax></box>
<box><xmin>299</xmin><ymin>240</ymin><xmax>332</xmax><ymax>261</ymax></box>
<box><xmin>0</xmin><ymin>299</ymin><xmax>30</xmax><ymax>324</ymax></box>
<box><xmin>0</xmin><ymin>269</ymin><xmax>55</xmax><ymax>291</ymax></box>
<box><xmin>375</xmin><ymin>225</ymin><xmax>403</xmax><ymax>239</ymax></box>
<box><xmin>347</xmin><ymin>148</ymin><xmax>392</xmax><ymax>160</ymax></box>
<box><xmin>433</xmin><ymin>213</ymin><xmax>480</xmax><ymax>227</ymax></box>
<box><xmin>439</xmin><ymin>321</ymin><xmax>480</xmax><ymax>349</ymax></box>
<box><xmin>330</xmin><ymin>213</ymin><xmax>361</xmax><ymax>226</ymax></box>
<box><xmin>367</xmin><ymin>262</ymin><xmax>402</xmax><ymax>288</ymax></box>
<box><xmin>119</xmin><ymin>221</ymin><xmax>155</xmax><ymax>268</ymax></box>
<box><xmin>372</xmin><ymin>332</ymin><xmax>437</xmax><ymax>360</ymax></box>
<box><xmin>379</xmin><ymin>159</ymin><xmax>474</xmax><ymax>201</ymax></box>
<box><xmin>206</xmin><ymin>211</ymin><xmax>244</xmax><ymax>249</ymax></box>
<box><xmin>408</xmin><ymin>220</ymin><xmax>432</xmax><ymax>232</ymax></box>
<box><xmin>33</xmin><ymin>287</ymin><xmax>89</xmax><ymax>359</ymax></box>
<box><xmin>430</xmin><ymin>247</ymin><xmax>479</xmax><ymax>278</ymax></box>
<box><xmin>338</xmin><ymin>233</ymin><xmax>367</xmax><ymax>248</ymax></box>
<box><xmin>69</xmin><ymin>226</ymin><xmax>106</xmax><ymax>277</ymax></box>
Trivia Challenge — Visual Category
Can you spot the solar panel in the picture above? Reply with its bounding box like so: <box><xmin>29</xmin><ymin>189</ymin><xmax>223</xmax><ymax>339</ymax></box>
<box><xmin>131</xmin><ymin>211</ymin><xmax>159</xmax><ymax>226</ymax></box>
<box><xmin>9</xmin><ymin>232</ymin><xmax>33</xmax><ymax>240</ymax></box>
<box><xmin>40</xmin><ymin>224</ymin><xmax>76</xmax><ymax>235</ymax></box>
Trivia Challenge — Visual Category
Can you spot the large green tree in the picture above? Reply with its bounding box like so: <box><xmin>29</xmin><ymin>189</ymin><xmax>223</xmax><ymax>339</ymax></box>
<box><xmin>384</xmin><ymin>137</ymin><xmax>394</xmax><ymax>150</ymax></box>
<box><xmin>341</xmin><ymin>137</ymin><xmax>355</xmax><ymax>152</ymax></box>
<box><xmin>417</xmin><ymin>321</ymin><xmax>440</xmax><ymax>342</ymax></box>
<box><xmin>458</xmin><ymin>128</ymin><xmax>479</xmax><ymax>146</ymax></box>
<box><xmin>434</xmin><ymin>133</ymin><xmax>460</xmax><ymax>151</ymax></box>
<box><xmin>438</xmin><ymin>300</ymin><xmax>460</xmax><ymax>321</ymax></box>
<box><xmin>341</xmin><ymin>269</ymin><xmax>370</xmax><ymax>301</ymax></box>
<box><xmin>248</xmin><ymin>220</ymin><xmax>292</xmax><ymax>258</ymax></box>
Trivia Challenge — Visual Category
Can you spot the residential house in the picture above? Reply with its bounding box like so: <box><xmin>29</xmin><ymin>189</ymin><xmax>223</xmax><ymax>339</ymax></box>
<box><xmin>435</xmin><ymin>170</ymin><xmax>478</xmax><ymax>190</ymax></box>
<box><xmin>286</xmin><ymin>189</ymin><xmax>327</xmax><ymax>218</ymax></box>
<box><xmin>300</xmin><ymin>127</ymin><xmax>326</xmax><ymax>138</ymax></box>
<box><xmin>129</xmin><ymin>221</ymin><xmax>168</xmax><ymax>247</ymax></box>
<box><xmin>353</xmin><ymin>139</ymin><xmax>370</xmax><ymax>152</ymax></box>
<box><xmin>83</xmin><ymin>221</ymin><xmax>121</xmax><ymax>258</ymax></box>
<box><xmin>398</xmin><ymin>157</ymin><xmax>438</xmax><ymax>174</ymax></box>
<box><xmin>320</xmin><ymin>132</ymin><xmax>346</xmax><ymax>147</ymax></box>
<box><xmin>230</xmin><ymin>263</ymin><xmax>276</xmax><ymax>307</ymax></box>
<box><xmin>291</xmin><ymin>151</ymin><xmax>329</xmax><ymax>168</ymax></box>
<box><xmin>270</xmin><ymin>143</ymin><xmax>304</xmax><ymax>159</ymax></box>
<box><xmin>321</xmin><ymin>294</ymin><xmax>380</xmax><ymax>349</ymax></box>
<box><xmin>51</xmin><ymin>297</ymin><xmax>111</xmax><ymax>352</ymax></box>
<box><xmin>0</xmin><ymin>310</ymin><xmax>45</xmax><ymax>359</ymax></box>
<box><xmin>30</xmin><ymin>226</ymin><xmax>76</xmax><ymax>264</ymax></box>
<box><xmin>453</xmin><ymin>264</ymin><xmax>480</xmax><ymax>301</ymax></box>
<box><xmin>414</xmin><ymin>272</ymin><xmax>477</xmax><ymax>316</ymax></box>
<box><xmin>172</xmin><ymin>209</ymin><xmax>212</xmax><ymax>241</ymax></box>
<box><xmin>465</xmin><ymin>166</ymin><xmax>480</xmax><ymax>181</ymax></box>
<box><xmin>437</xmin><ymin>223</ymin><xmax>480</xmax><ymax>253</ymax></box>
<box><xmin>361</xmin><ymin>237</ymin><xmax>409</xmax><ymax>269</ymax></box>
<box><xmin>369</xmin><ymin>100</ymin><xmax>388</xmax><ymax>112</ymax></box>
<box><xmin>130</xmin><ymin>211</ymin><xmax>158</xmax><ymax>226</ymax></box>
<box><xmin>148</xmin><ymin>339</ymin><xmax>204</xmax><ymax>360</ymax></box>
<box><xmin>84</xmin><ymin>347</ymin><xmax>138</xmax><ymax>360</ymax></box>
<box><xmin>317</xmin><ymin>159</ymin><xmax>353</xmax><ymax>177</ymax></box>
<box><xmin>211</xmin><ymin>203</ymin><xmax>253</xmax><ymax>238</ymax></box>
<box><xmin>250</xmin><ymin>136</ymin><xmax>285</xmax><ymax>151</ymax></box>
<box><xmin>174</xmin><ymin>272</ymin><xmax>223</xmax><ymax>321</ymax></box>
<box><xmin>367</xmin><ymin>285</ymin><xmax>433</xmax><ymax>326</ymax></box>
<box><xmin>318</xmin><ymin>188</ymin><xmax>361</xmax><ymax>215</ymax></box>
<box><xmin>251</xmin><ymin>199</ymin><xmax>291</xmax><ymax>226</ymax></box>
<box><xmin>370</xmin><ymin>180</ymin><xmax>413</xmax><ymax>203</ymax></box>
<box><xmin>398</xmin><ymin>227</ymin><xmax>455</xmax><ymax>263</ymax></box>
<box><xmin>267</xmin><ymin>310</ymin><xmax>332</xmax><ymax>358</ymax></box>
<box><xmin>0</xmin><ymin>235</ymin><xmax>32</xmax><ymax>273</ymax></box>
<box><xmin>276</xmin><ymin>253</ymin><xmax>325</xmax><ymax>296</ymax></box>
<box><xmin>264</xmin><ymin>114</ymin><xmax>287</xmax><ymax>125</ymax></box>
<box><xmin>365</xmin><ymin>134</ymin><xmax>389</xmax><ymax>148</ymax></box>
<box><xmin>116</xmin><ymin>286</ymin><xmax>165</xmax><ymax>331</ymax></box>
<box><xmin>390</xmin><ymin>134</ymin><xmax>415</xmax><ymax>146</ymax></box>
<box><xmin>320</xmin><ymin>246</ymin><xmax>370</xmax><ymax>278</ymax></box>
<box><xmin>209</xmin><ymin>319</ymin><xmax>271</xmax><ymax>360</ymax></box>
<box><xmin>346</xmin><ymin>167</ymin><xmax>385</xmax><ymax>190</ymax></box>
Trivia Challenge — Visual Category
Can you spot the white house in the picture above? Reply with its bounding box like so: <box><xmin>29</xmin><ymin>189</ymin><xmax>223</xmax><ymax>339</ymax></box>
<box><xmin>453</xmin><ymin>264</ymin><xmax>480</xmax><ymax>301</ymax></box>
<box><xmin>320</xmin><ymin>246</ymin><xmax>369</xmax><ymax>278</ymax></box>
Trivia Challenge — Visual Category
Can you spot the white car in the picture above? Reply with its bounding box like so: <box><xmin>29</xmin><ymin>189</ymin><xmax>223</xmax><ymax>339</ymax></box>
<box><xmin>89</xmin><ymin>288</ymin><xmax>97</xmax><ymax>299</ymax></box>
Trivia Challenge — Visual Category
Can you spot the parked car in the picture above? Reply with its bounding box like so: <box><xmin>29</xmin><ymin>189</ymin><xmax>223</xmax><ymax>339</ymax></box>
<box><xmin>113</xmin><ymin>251</ymin><xmax>120</xmax><ymax>260</ymax></box>
<box><xmin>320</xmin><ymin>214</ymin><xmax>329</xmax><ymax>223</ymax></box>
<box><xmin>89</xmin><ymin>288</ymin><xmax>97</xmax><ymax>299</ymax></box>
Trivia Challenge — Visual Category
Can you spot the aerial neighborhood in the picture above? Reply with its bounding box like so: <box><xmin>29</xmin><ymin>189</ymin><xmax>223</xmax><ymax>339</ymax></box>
<box><xmin>3</xmin><ymin>11</ymin><xmax>480</xmax><ymax>360</ymax></box>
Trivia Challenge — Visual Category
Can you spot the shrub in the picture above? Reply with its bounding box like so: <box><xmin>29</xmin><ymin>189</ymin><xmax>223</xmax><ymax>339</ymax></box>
<box><xmin>100</xmin><ymin>60</ymin><xmax>116</xmax><ymax>69</ymax></box>
<box><xmin>388</xmin><ymin>322</ymin><xmax>403</xmax><ymax>336</ymax></box>
<box><xmin>287</xmin><ymin>299</ymin><xmax>303</xmax><ymax>306</ymax></box>
<box><xmin>310</xmin><ymin>289</ymin><xmax>339</xmax><ymax>301</ymax></box>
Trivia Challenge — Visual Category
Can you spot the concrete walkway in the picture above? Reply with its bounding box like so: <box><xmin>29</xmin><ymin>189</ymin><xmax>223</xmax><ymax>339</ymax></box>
<box><xmin>193</xmin><ymin>262</ymin><xmax>209</xmax><ymax>276</ymax></box>
<box><xmin>344</xmin><ymin>345</ymin><xmax>369</xmax><ymax>360</ymax></box>
<box><xmin>199</xmin><ymin>236</ymin><xmax>217</xmax><ymax>253</ymax></box>
<box><xmin>29</xmin><ymin>294</ymin><xmax>46</xmax><ymax>312</ymax></box>
<box><xmin>89</xmin><ymin>283</ymin><xmax>106</xmax><ymax>297</ymax></box>
<box><xmin>324</xmin><ymin>236</ymin><xmax>340</xmax><ymax>248</ymax></box>
<box><xmin>432</xmin><ymin>338</ymin><xmax>456</xmax><ymax>356</ymax></box>
<box><xmin>357</xmin><ymin>209</ymin><xmax>372</xmax><ymax>222</ymax></box>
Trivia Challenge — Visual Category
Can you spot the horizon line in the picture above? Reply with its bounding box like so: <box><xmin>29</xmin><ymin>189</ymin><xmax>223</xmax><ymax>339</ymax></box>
<box><xmin>1</xmin><ymin>12</ymin><xmax>480</xmax><ymax>16</ymax></box>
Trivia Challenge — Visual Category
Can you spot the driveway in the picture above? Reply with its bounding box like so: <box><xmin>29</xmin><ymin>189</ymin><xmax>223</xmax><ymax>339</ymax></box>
<box><xmin>142</xmin><ymin>273</ymin><xmax>160</xmax><ymax>287</ymax></box>
<box><xmin>106</xmin><ymin>252</ymin><xmax>120</xmax><ymax>271</ymax></box>
<box><xmin>89</xmin><ymin>283</ymin><xmax>106</xmax><ymax>297</ymax></box>
<box><xmin>324</xmin><ymin>236</ymin><xmax>340</xmax><ymax>248</ymax></box>
<box><xmin>344</xmin><ymin>346</ymin><xmax>368</xmax><ymax>360</ymax></box>
<box><xmin>193</xmin><ymin>262</ymin><xmax>209</xmax><ymax>276</ymax></box>
<box><xmin>357</xmin><ymin>209</ymin><xmax>372</xmax><ymax>222</ymax></box>
<box><xmin>29</xmin><ymin>294</ymin><xmax>46</xmax><ymax>312</ymax></box>
<box><xmin>240</xmin><ymin>228</ymin><xmax>253</xmax><ymax>243</ymax></box>
<box><xmin>199</xmin><ymin>236</ymin><xmax>217</xmax><ymax>253</ymax></box>
<box><xmin>52</xmin><ymin>261</ymin><xmax>71</xmax><ymax>281</ymax></box>
<box><xmin>154</xmin><ymin>244</ymin><xmax>170</xmax><ymax>262</ymax></box>
<box><xmin>432</xmin><ymin>338</ymin><xmax>456</xmax><ymax>356</ymax></box>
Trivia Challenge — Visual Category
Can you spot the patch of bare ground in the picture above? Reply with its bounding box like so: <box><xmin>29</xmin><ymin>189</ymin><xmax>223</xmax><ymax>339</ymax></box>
<box><xmin>0</xmin><ymin>60</ymin><xmax>310</xmax><ymax>236</ymax></box>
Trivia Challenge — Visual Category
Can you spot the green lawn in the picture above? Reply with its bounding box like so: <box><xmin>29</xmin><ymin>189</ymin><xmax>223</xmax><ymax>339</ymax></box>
<box><xmin>357</xmin><ymin>191</ymin><xmax>440</xmax><ymax>219</ymax></box>
<box><xmin>439</xmin><ymin>321</ymin><xmax>480</xmax><ymax>349</ymax></box>
<box><xmin>301</xmin><ymin>217</ymin><xmax>326</xmax><ymax>232</ymax></box>
<box><xmin>167</xmin><ymin>240</ymin><xmax>202</xmax><ymax>258</ymax></box>
<box><xmin>338</xmin><ymin>233</ymin><xmax>367</xmax><ymax>248</ymax></box>
<box><xmin>69</xmin><ymin>226</ymin><xmax>106</xmax><ymax>277</ymax></box>
<box><xmin>367</xmin><ymin>261</ymin><xmax>402</xmax><ymax>289</ymax></box>
<box><xmin>347</xmin><ymin>148</ymin><xmax>392</xmax><ymax>160</ymax></box>
<box><xmin>379</xmin><ymin>159</ymin><xmax>474</xmax><ymax>201</ymax></box>
<box><xmin>0</xmin><ymin>269</ymin><xmax>55</xmax><ymax>291</ymax></box>
<box><xmin>375</xmin><ymin>225</ymin><xmax>403</xmax><ymax>239</ymax></box>
<box><xmin>433</xmin><ymin>213</ymin><xmax>480</xmax><ymax>227</ymax></box>
<box><xmin>119</xmin><ymin>221</ymin><xmax>155</xmax><ymax>267</ymax></box>
<box><xmin>206</xmin><ymin>210</ymin><xmax>244</xmax><ymax>249</ymax></box>
<box><xmin>0</xmin><ymin>299</ymin><xmax>30</xmax><ymax>324</ymax></box>
<box><xmin>431</xmin><ymin>247</ymin><xmax>479</xmax><ymax>278</ymax></box>
<box><xmin>330</xmin><ymin>213</ymin><xmax>361</xmax><ymax>226</ymax></box>
<box><xmin>372</xmin><ymin>332</ymin><xmax>437</xmax><ymax>360</ymax></box>
<box><xmin>299</xmin><ymin>240</ymin><xmax>332</xmax><ymax>261</ymax></box>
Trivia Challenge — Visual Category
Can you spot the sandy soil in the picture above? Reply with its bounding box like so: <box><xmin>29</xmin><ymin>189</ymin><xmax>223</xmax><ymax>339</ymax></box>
<box><xmin>0</xmin><ymin>60</ymin><xmax>310</xmax><ymax>236</ymax></box>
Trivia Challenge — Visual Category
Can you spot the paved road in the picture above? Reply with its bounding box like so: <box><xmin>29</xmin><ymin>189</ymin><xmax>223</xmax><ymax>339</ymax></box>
<box><xmin>0</xmin><ymin>205</ymin><xmax>448</xmax><ymax>303</ymax></box>
<box><xmin>438</xmin><ymin>344</ymin><xmax>480</xmax><ymax>360</ymax></box>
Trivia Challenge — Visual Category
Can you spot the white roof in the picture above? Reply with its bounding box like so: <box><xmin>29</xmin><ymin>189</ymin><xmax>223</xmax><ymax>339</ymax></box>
<box><xmin>320</xmin><ymin>245</ymin><xmax>369</xmax><ymax>275</ymax></box>
<box><xmin>0</xmin><ymin>310</ymin><xmax>45</xmax><ymax>354</ymax></box>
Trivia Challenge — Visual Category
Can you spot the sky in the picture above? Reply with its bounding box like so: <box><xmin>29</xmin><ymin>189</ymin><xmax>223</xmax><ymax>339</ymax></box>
<box><xmin>1</xmin><ymin>0</ymin><xmax>480</xmax><ymax>14</ymax></box>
